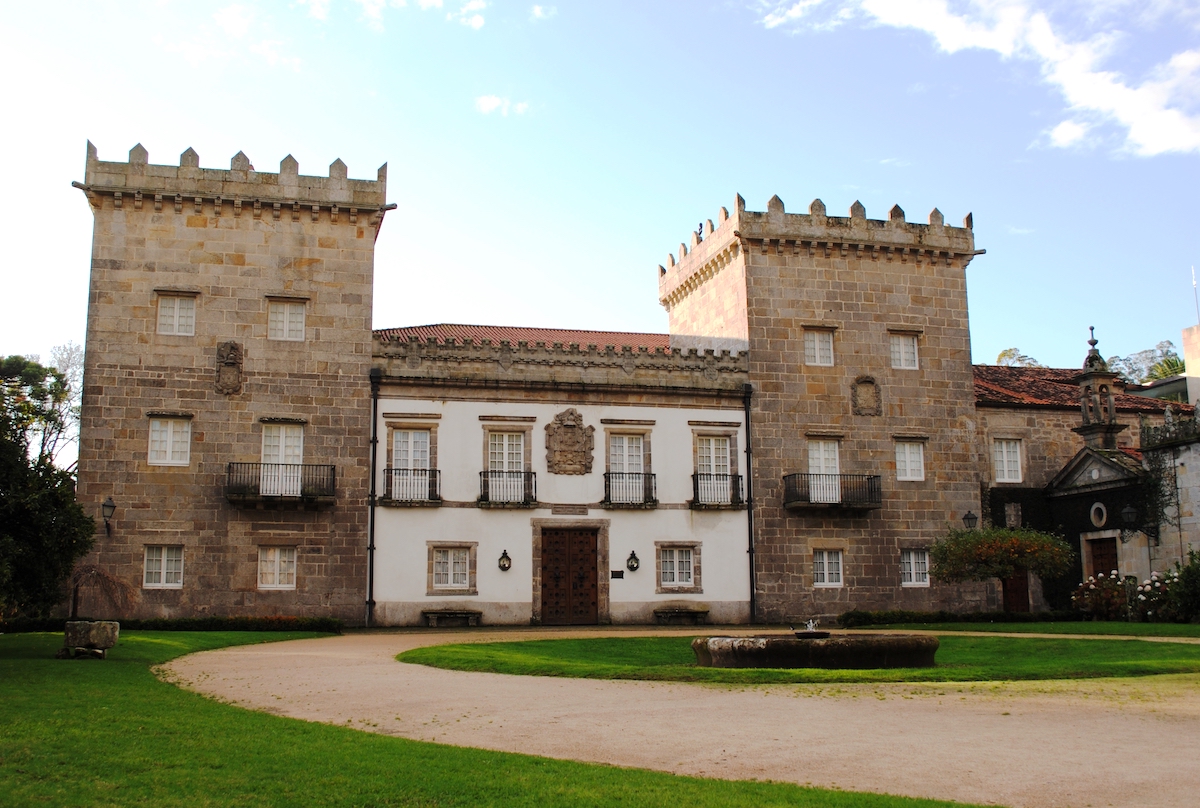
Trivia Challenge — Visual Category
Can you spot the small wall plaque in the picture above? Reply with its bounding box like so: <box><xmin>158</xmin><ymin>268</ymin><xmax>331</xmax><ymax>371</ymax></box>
<box><xmin>611</xmin><ymin>570</ymin><xmax>624</xmax><ymax>579</ymax></box>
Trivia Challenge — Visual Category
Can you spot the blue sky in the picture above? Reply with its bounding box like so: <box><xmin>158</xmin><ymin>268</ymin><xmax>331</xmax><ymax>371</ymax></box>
<box><xmin>2</xmin><ymin>0</ymin><xmax>1198</xmax><ymax>368</ymax></box>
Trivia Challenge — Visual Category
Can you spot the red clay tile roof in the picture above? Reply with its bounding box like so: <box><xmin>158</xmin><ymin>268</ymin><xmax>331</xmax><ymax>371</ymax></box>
<box><xmin>374</xmin><ymin>323</ymin><xmax>671</xmax><ymax>351</ymax></box>
<box><xmin>973</xmin><ymin>365</ymin><xmax>1191</xmax><ymax>414</ymax></box>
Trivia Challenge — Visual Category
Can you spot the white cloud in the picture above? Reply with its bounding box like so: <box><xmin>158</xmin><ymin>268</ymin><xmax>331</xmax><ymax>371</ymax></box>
<box><xmin>450</xmin><ymin>0</ymin><xmax>486</xmax><ymax>29</ymax></box>
<box><xmin>297</xmin><ymin>0</ymin><xmax>332</xmax><ymax>21</ymax></box>
<box><xmin>213</xmin><ymin>4</ymin><xmax>253</xmax><ymax>38</ymax></box>
<box><xmin>531</xmin><ymin>5</ymin><xmax>556</xmax><ymax>20</ymax></box>
<box><xmin>352</xmin><ymin>0</ymin><xmax>409</xmax><ymax>31</ymax></box>
<box><xmin>250</xmin><ymin>39</ymin><xmax>302</xmax><ymax>71</ymax></box>
<box><xmin>475</xmin><ymin>95</ymin><xmax>528</xmax><ymax>116</ymax></box>
<box><xmin>418</xmin><ymin>0</ymin><xmax>443</xmax><ymax>7</ymax></box>
<box><xmin>1007</xmin><ymin>225</ymin><xmax>1036</xmax><ymax>235</ymax></box>
<box><xmin>758</xmin><ymin>0</ymin><xmax>1200</xmax><ymax>156</ymax></box>
<box><xmin>879</xmin><ymin>157</ymin><xmax>912</xmax><ymax>167</ymax></box>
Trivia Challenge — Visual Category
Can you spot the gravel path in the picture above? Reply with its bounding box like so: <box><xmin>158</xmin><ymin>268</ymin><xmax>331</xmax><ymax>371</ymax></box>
<box><xmin>162</xmin><ymin>628</ymin><xmax>1200</xmax><ymax>808</ymax></box>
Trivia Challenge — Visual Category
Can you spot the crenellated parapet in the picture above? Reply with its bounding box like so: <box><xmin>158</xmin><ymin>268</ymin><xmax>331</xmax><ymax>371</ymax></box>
<box><xmin>73</xmin><ymin>141</ymin><xmax>392</xmax><ymax>223</ymax></box>
<box><xmin>658</xmin><ymin>194</ymin><xmax>980</xmax><ymax>312</ymax></box>
<box><xmin>373</xmin><ymin>335</ymin><xmax>748</xmax><ymax>391</ymax></box>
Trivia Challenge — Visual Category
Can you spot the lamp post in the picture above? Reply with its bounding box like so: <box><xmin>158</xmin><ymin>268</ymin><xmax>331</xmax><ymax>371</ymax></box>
<box><xmin>962</xmin><ymin>511</ymin><xmax>978</xmax><ymax>530</ymax></box>
<box><xmin>101</xmin><ymin>497</ymin><xmax>116</xmax><ymax>536</ymax></box>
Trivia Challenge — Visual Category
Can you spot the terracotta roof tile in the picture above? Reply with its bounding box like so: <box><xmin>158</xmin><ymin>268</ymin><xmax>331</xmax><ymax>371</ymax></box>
<box><xmin>973</xmin><ymin>365</ymin><xmax>1191</xmax><ymax>415</ymax></box>
<box><xmin>374</xmin><ymin>323</ymin><xmax>671</xmax><ymax>351</ymax></box>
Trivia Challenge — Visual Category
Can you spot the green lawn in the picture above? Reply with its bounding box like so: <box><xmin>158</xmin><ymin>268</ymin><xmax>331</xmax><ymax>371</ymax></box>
<box><xmin>398</xmin><ymin>634</ymin><xmax>1200</xmax><ymax>684</ymax></box>
<box><xmin>1</xmin><ymin>631</ymin><xmax>980</xmax><ymax>808</ymax></box>
<box><xmin>866</xmin><ymin>622</ymin><xmax>1200</xmax><ymax>637</ymax></box>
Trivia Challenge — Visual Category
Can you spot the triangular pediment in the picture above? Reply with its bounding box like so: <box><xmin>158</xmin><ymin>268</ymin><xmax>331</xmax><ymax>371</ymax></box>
<box><xmin>1047</xmin><ymin>447</ymin><xmax>1144</xmax><ymax>495</ymax></box>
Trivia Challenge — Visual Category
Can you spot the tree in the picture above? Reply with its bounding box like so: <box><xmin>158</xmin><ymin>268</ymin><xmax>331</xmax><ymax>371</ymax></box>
<box><xmin>996</xmin><ymin>348</ymin><xmax>1044</xmax><ymax>367</ymax></box>
<box><xmin>0</xmin><ymin>355</ymin><xmax>95</xmax><ymax>617</ymax></box>
<box><xmin>1146</xmin><ymin>355</ymin><xmax>1185</xmax><ymax>381</ymax></box>
<box><xmin>929</xmin><ymin>527</ymin><xmax>1074</xmax><ymax>608</ymax></box>
<box><xmin>1107</xmin><ymin>340</ymin><xmax>1181</xmax><ymax>384</ymax></box>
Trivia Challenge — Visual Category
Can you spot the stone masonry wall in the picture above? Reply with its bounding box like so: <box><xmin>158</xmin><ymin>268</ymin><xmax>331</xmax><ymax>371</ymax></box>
<box><xmin>75</xmin><ymin>143</ymin><xmax>388</xmax><ymax>622</ymax></box>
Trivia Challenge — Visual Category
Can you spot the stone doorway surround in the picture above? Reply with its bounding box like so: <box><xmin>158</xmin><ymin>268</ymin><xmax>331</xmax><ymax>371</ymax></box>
<box><xmin>531</xmin><ymin>518</ymin><xmax>610</xmax><ymax>625</ymax></box>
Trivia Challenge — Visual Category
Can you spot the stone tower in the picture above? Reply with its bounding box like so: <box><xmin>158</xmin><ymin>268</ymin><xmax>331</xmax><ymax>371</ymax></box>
<box><xmin>74</xmin><ymin>142</ymin><xmax>391</xmax><ymax>622</ymax></box>
<box><xmin>1072</xmin><ymin>328</ymin><xmax>1128</xmax><ymax>450</ymax></box>
<box><xmin>659</xmin><ymin>195</ymin><xmax>984</xmax><ymax>621</ymax></box>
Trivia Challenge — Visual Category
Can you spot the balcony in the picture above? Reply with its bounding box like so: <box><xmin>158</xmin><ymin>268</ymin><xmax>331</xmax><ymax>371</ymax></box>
<box><xmin>603</xmin><ymin>472</ymin><xmax>658</xmax><ymax>509</ymax></box>
<box><xmin>782</xmin><ymin>473</ymin><xmax>882</xmax><ymax>511</ymax></box>
<box><xmin>381</xmin><ymin>468</ymin><xmax>441</xmax><ymax>506</ymax></box>
<box><xmin>691</xmin><ymin>473</ymin><xmax>745</xmax><ymax>509</ymax></box>
<box><xmin>226</xmin><ymin>462</ymin><xmax>336</xmax><ymax>508</ymax></box>
<box><xmin>479</xmin><ymin>471</ymin><xmax>537</xmax><ymax>508</ymax></box>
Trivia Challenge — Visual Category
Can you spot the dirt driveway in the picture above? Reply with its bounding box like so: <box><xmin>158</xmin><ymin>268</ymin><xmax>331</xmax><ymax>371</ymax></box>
<box><xmin>163</xmin><ymin>628</ymin><xmax>1200</xmax><ymax>808</ymax></box>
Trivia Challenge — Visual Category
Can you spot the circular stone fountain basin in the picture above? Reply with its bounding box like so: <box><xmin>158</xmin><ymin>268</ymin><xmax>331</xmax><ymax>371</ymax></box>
<box><xmin>692</xmin><ymin>633</ymin><xmax>939</xmax><ymax>669</ymax></box>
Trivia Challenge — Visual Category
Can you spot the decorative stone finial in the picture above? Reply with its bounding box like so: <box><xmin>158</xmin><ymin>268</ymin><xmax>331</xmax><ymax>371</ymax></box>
<box><xmin>679</xmin><ymin>242</ymin><xmax>688</xmax><ymax>258</ymax></box>
<box><xmin>929</xmin><ymin>207</ymin><xmax>944</xmax><ymax>227</ymax></box>
<box><xmin>377</xmin><ymin>163</ymin><xmax>388</xmax><ymax>183</ymax></box>
<box><xmin>767</xmin><ymin>194</ymin><xmax>785</xmax><ymax>215</ymax></box>
<box><xmin>86</xmin><ymin>140</ymin><xmax>97</xmax><ymax>162</ymax></box>
<box><xmin>180</xmin><ymin>147</ymin><xmax>199</xmax><ymax>168</ymax></box>
<box><xmin>963</xmin><ymin>212</ymin><xmax>974</xmax><ymax>229</ymax></box>
<box><xmin>889</xmin><ymin>204</ymin><xmax>905</xmax><ymax>223</ymax></box>
<box><xmin>231</xmin><ymin>151</ymin><xmax>251</xmax><ymax>171</ymax></box>
<box><xmin>718</xmin><ymin>206</ymin><xmax>729</xmax><ymax>223</ymax></box>
<box><xmin>735</xmin><ymin>193</ymin><xmax>745</xmax><ymax>212</ymax></box>
<box><xmin>849</xmin><ymin>200</ymin><xmax>866</xmax><ymax>219</ymax></box>
<box><xmin>704</xmin><ymin>219</ymin><xmax>715</xmax><ymax>236</ymax></box>
<box><xmin>280</xmin><ymin>154</ymin><xmax>299</xmax><ymax>176</ymax></box>
<box><xmin>809</xmin><ymin>199</ymin><xmax>826</xmax><ymax>217</ymax></box>
<box><xmin>129</xmin><ymin>143</ymin><xmax>148</xmax><ymax>164</ymax></box>
<box><xmin>329</xmin><ymin>158</ymin><xmax>347</xmax><ymax>179</ymax></box>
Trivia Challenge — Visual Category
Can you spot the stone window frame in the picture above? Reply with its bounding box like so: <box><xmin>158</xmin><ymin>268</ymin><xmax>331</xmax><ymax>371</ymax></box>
<box><xmin>387</xmin><ymin>422</ymin><xmax>439</xmax><ymax>471</ymax></box>
<box><xmin>257</xmin><ymin>545</ymin><xmax>297</xmax><ymax>590</ymax></box>
<box><xmin>888</xmin><ymin>330</ymin><xmax>920</xmax><ymax>370</ymax></box>
<box><xmin>893</xmin><ymin>437</ymin><xmax>927</xmax><ymax>482</ymax></box>
<box><xmin>265</xmin><ymin>295</ymin><xmax>308</xmax><ymax>343</ymax></box>
<box><xmin>143</xmin><ymin>545</ymin><xmax>184</xmax><ymax>589</ymax></box>
<box><xmin>479</xmin><ymin>418</ymin><xmax>535</xmax><ymax>472</ymax></box>
<box><xmin>655</xmin><ymin>541</ymin><xmax>702</xmax><ymax>594</ymax></box>
<box><xmin>147</xmin><ymin>413</ymin><xmax>193</xmax><ymax>467</ymax></box>
<box><xmin>992</xmin><ymin>437</ymin><xmax>1024</xmax><ymax>484</ymax></box>
<box><xmin>426</xmin><ymin>541</ymin><xmax>478</xmax><ymax>596</ymax></box>
<box><xmin>603</xmin><ymin>426</ymin><xmax>653</xmax><ymax>473</ymax></box>
<box><xmin>813</xmin><ymin>547</ymin><xmax>844</xmax><ymax>588</ymax></box>
<box><xmin>690</xmin><ymin>425</ymin><xmax>740</xmax><ymax>476</ymax></box>
<box><xmin>802</xmin><ymin>326</ymin><xmax>836</xmax><ymax>368</ymax></box>
<box><xmin>900</xmin><ymin>548</ymin><xmax>930</xmax><ymax>587</ymax></box>
<box><xmin>154</xmin><ymin>289</ymin><xmax>199</xmax><ymax>337</ymax></box>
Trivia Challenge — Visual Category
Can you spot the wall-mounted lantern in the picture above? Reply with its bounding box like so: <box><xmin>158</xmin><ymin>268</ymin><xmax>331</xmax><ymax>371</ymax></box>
<box><xmin>626</xmin><ymin>551</ymin><xmax>640</xmax><ymax>572</ymax></box>
<box><xmin>102</xmin><ymin>497</ymin><xmax>117</xmax><ymax>536</ymax></box>
<box><xmin>962</xmin><ymin>511</ymin><xmax>978</xmax><ymax>530</ymax></box>
<box><xmin>498</xmin><ymin>550</ymin><xmax>512</xmax><ymax>571</ymax></box>
<box><xmin>1119</xmin><ymin>504</ymin><xmax>1139</xmax><ymax>544</ymax></box>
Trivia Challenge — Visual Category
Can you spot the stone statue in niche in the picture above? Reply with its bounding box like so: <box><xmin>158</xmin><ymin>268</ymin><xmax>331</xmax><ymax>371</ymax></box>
<box><xmin>851</xmin><ymin>376</ymin><xmax>881</xmax><ymax>416</ymax></box>
<box><xmin>545</xmin><ymin>408</ymin><xmax>594</xmax><ymax>474</ymax></box>
<box><xmin>215</xmin><ymin>341</ymin><xmax>243</xmax><ymax>395</ymax></box>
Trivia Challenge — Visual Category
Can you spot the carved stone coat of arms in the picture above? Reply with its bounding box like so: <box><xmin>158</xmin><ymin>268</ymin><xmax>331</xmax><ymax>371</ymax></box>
<box><xmin>215</xmin><ymin>341</ymin><xmax>244</xmax><ymax>395</ymax></box>
<box><xmin>545</xmin><ymin>408</ymin><xmax>594</xmax><ymax>474</ymax></box>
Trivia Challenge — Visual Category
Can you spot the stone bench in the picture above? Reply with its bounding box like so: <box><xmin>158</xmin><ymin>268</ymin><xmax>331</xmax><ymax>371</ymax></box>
<box><xmin>653</xmin><ymin>607</ymin><xmax>709</xmax><ymax>626</ymax></box>
<box><xmin>421</xmin><ymin>609</ymin><xmax>482</xmax><ymax>628</ymax></box>
<box><xmin>57</xmin><ymin>620</ymin><xmax>120</xmax><ymax>659</ymax></box>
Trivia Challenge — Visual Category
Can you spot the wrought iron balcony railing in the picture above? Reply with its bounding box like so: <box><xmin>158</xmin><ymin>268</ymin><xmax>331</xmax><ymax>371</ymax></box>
<box><xmin>226</xmin><ymin>462</ymin><xmax>336</xmax><ymax>505</ymax></box>
<box><xmin>479</xmin><ymin>471</ymin><xmax>537</xmax><ymax>507</ymax></box>
<box><xmin>382</xmin><ymin>468</ymin><xmax>441</xmax><ymax>503</ymax></box>
<box><xmin>782</xmin><ymin>473</ymin><xmax>882</xmax><ymax>510</ymax></box>
<box><xmin>603</xmin><ymin>472</ymin><xmax>657</xmax><ymax>507</ymax></box>
<box><xmin>691</xmin><ymin>473</ymin><xmax>745</xmax><ymax>508</ymax></box>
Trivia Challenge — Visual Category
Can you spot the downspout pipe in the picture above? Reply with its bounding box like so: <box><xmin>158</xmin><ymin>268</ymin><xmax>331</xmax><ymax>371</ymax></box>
<box><xmin>367</xmin><ymin>367</ymin><xmax>382</xmax><ymax>628</ymax></box>
<box><xmin>743</xmin><ymin>382</ymin><xmax>757</xmax><ymax>624</ymax></box>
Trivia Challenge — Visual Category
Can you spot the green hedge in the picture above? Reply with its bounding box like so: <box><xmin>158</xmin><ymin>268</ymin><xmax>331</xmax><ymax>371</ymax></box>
<box><xmin>0</xmin><ymin>615</ymin><xmax>344</xmax><ymax>634</ymax></box>
<box><xmin>837</xmin><ymin>609</ymin><xmax>1085</xmax><ymax>628</ymax></box>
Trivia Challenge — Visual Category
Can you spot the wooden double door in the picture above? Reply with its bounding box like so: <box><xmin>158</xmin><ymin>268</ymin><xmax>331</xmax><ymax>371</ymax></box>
<box><xmin>540</xmin><ymin>528</ymin><xmax>598</xmax><ymax>625</ymax></box>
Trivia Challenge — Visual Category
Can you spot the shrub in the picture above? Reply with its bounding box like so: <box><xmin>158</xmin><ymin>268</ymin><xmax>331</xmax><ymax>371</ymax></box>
<box><xmin>1070</xmin><ymin>571</ymin><xmax>1133</xmax><ymax>621</ymax></box>
<box><xmin>836</xmin><ymin>609</ymin><xmax>1084</xmax><ymax>628</ymax></box>
<box><xmin>1168</xmin><ymin>550</ymin><xmax>1200</xmax><ymax>622</ymax></box>
<box><xmin>930</xmin><ymin>527</ymin><xmax>1075</xmax><ymax>584</ymax></box>
<box><xmin>0</xmin><ymin>615</ymin><xmax>344</xmax><ymax>634</ymax></box>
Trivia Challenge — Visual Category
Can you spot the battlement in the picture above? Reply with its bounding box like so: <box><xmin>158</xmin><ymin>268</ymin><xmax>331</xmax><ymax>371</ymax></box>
<box><xmin>75</xmin><ymin>141</ymin><xmax>390</xmax><ymax>217</ymax></box>
<box><xmin>658</xmin><ymin>194</ymin><xmax>979</xmax><ymax>311</ymax></box>
<box><xmin>373</xmin><ymin>334</ymin><xmax>748</xmax><ymax>392</ymax></box>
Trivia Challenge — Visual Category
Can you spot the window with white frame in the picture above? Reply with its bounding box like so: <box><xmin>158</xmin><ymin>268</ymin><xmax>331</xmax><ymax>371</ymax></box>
<box><xmin>695</xmin><ymin>435</ymin><xmax>732</xmax><ymax>505</ymax></box>
<box><xmin>993</xmin><ymin>439</ymin><xmax>1023</xmax><ymax>483</ymax></box>
<box><xmin>267</xmin><ymin>300</ymin><xmax>305</xmax><ymax>341</ymax></box>
<box><xmin>808</xmin><ymin>439</ymin><xmax>841</xmax><ymax>504</ymax></box>
<box><xmin>391</xmin><ymin>429</ymin><xmax>431</xmax><ymax>500</ymax></box>
<box><xmin>660</xmin><ymin>547</ymin><xmax>694</xmax><ymax>586</ymax></box>
<box><xmin>608</xmin><ymin>433</ymin><xmax>648</xmax><ymax>504</ymax></box>
<box><xmin>890</xmin><ymin>333</ymin><xmax>919</xmax><ymax>369</ymax></box>
<box><xmin>609</xmin><ymin>434</ymin><xmax>644</xmax><ymax>474</ymax></box>
<box><xmin>258</xmin><ymin>546</ymin><xmax>297</xmax><ymax>590</ymax></box>
<box><xmin>813</xmin><ymin>549</ymin><xmax>843</xmax><ymax>587</ymax></box>
<box><xmin>143</xmin><ymin>545</ymin><xmax>183</xmax><ymax>588</ymax></box>
<box><xmin>901</xmin><ymin>549</ymin><xmax>930</xmax><ymax>587</ymax></box>
<box><xmin>804</xmin><ymin>330</ymin><xmax>834</xmax><ymax>366</ymax></box>
<box><xmin>148</xmin><ymin>418</ymin><xmax>191</xmax><ymax>466</ymax></box>
<box><xmin>157</xmin><ymin>296</ymin><xmax>196</xmax><ymax>336</ymax></box>
<box><xmin>433</xmin><ymin>547</ymin><xmax>470</xmax><ymax>589</ymax></box>
<box><xmin>261</xmin><ymin>424</ymin><xmax>304</xmax><ymax>496</ymax></box>
<box><xmin>488</xmin><ymin>432</ymin><xmax>524</xmax><ymax>472</ymax></box>
<box><xmin>895</xmin><ymin>441</ymin><xmax>925</xmax><ymax>481</ymax></box>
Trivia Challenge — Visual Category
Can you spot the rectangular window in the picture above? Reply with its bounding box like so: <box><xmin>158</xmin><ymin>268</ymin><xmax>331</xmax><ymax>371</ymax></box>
<box><xmin>696</xmin><ymin>436</ymin><xmax>730</xmax><ymax>475</ymax></box>
<box><xmin>143</xmin><ymin>545</ymin><xmax>183</xmax><ymax>588</ymax></box>
<box><xmin>803</xmin><ymin>330</ymin><xmax>834</xmax><ymax>366</ymax></box>
<box><xmin>391</xmin><ymin>429</ymin><xmax>432</xmax><ymax>500</ymax></box>
<box><xmin>488</xmin><ymin>432</ymin><xmax>524</xmax><ymax>472</ymax></box>
<box><xmin>261</xmin><ymin>424</ymin><xmax>304</xmax><ymax>496</ymax></box>
<box><xmin>148</xmin><ymin>418</ymin><xmax>191</xmax><ymax>466</ymax></box>
<box><xmin>609</xmin><ymin>434</ymin><xmax>644</xmax><ymax>473</ymax></box>
<box><xmin>258</xmin><ymin>546</ymin><xmax>297</xmax><ymax>590</ymax></box>
<box><xmin>993</xmin><ymin>439</ymin><xmax>1023</xmax><ymax>483</ymax></box>
<box><xmin>901</xmin><ymin>549</ymin><xmax>930</xmax><ymax>587</ymax></box>
<box><xmin>659</xmin><ymin>547</ymin><xmax>694</xmax><ymax>586</ymax></box>
<box><xmin>813</xmin><ymin>549</ymin><xmax>843</xmax><ymax>587</ymax></box>
<box><xmin>895</xmin><ymin>441</ymin><xmax>925</xmax><ymax>481</ymax></box>
<box><xmin>808</xmin><ymin>439</ymin><xmax>840</xmax><ymax>503</ymax></box>
<box><xmin>157</xmin><ymin>296</ymin><xmax>196</xmax><ymax>336</ymax></box>
<box><xmin>267</xmin><ymin>301</ymin><xmax>306</xmax><ymax>341</ymax></box>
<box><xmin>433</xmin><ymin>548</ymin><xmax>470</xmax><ymax>588</ymax></box>
<box><xmin>890</xmin><ymin>333</ymin><xmax>919</xmax><ymax>369</ymax></box>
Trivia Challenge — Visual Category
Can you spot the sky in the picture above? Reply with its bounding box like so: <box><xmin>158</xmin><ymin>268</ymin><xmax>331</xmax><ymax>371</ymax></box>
<box><xmin>1</xmin><ymin>0</ymin><xmax>1199</xmax><ymax>369</ymax></box>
